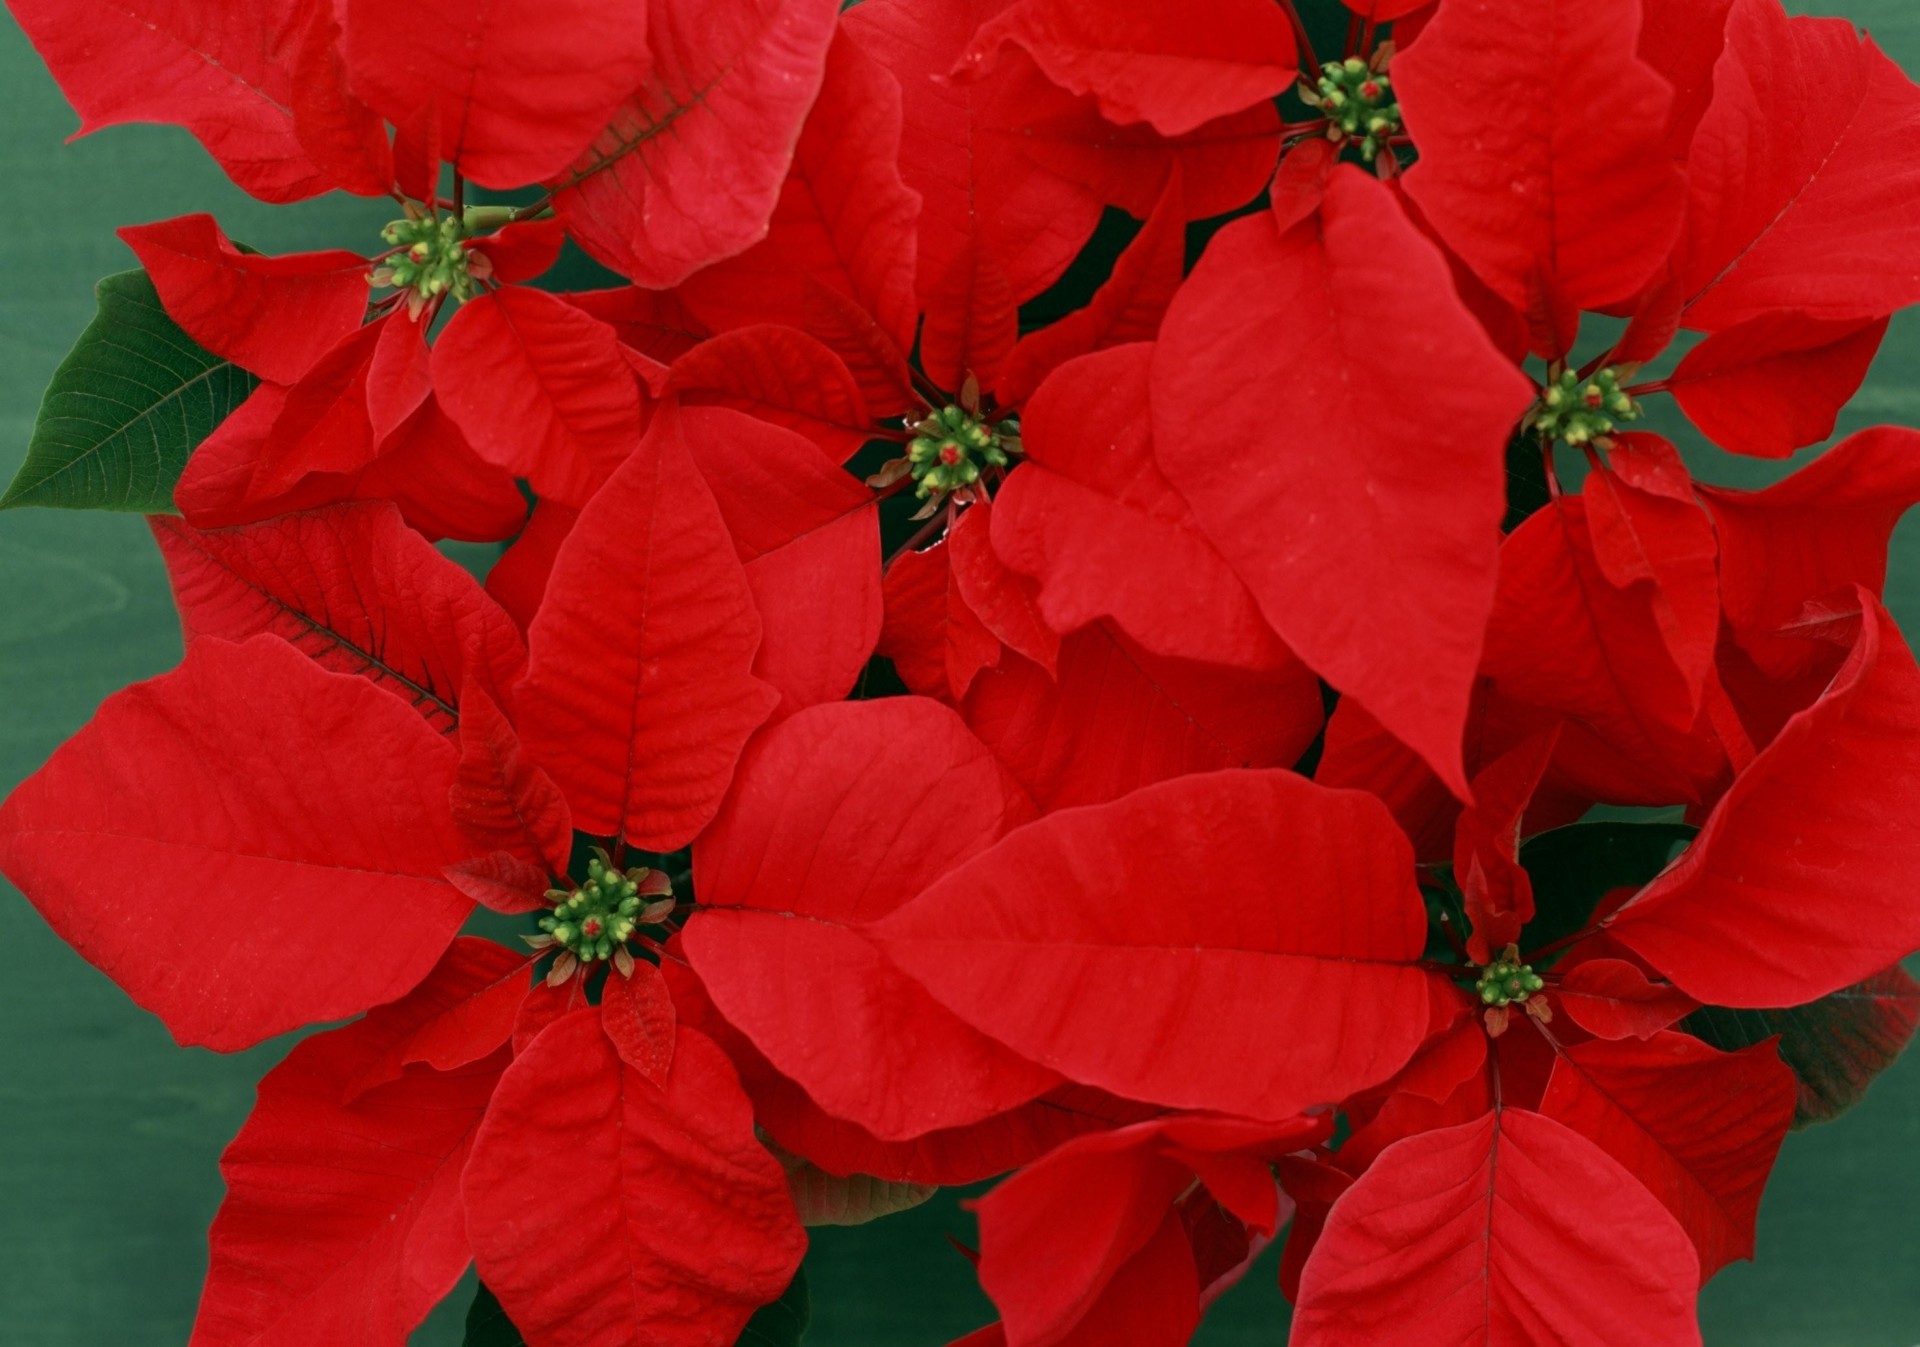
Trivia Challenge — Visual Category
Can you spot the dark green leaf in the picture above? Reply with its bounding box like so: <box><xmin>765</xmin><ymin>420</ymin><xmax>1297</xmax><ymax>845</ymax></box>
<box><xmin>1684</xmin><ymin>967</ymin><xmax>1920</xmax><ymax>1128</ymax></box>
<box><xmin>463</xmin><ymin>1282</ymin><xmax>526</xmax><ymax>1347</ymax></box>
<box><xmin>738</xmin><ymin>1267</ymin><xmax>810</xmax><ymax>1347</ymax></box>
<box><xmin>1518</xmin><ymin>821</ymin><xmax>1697</xmax><ymax>957</ymax></box>
<box><xmin>1</xmin><ymin>269</ymin><xmax>257</xmax><ymax>512</ymax></box>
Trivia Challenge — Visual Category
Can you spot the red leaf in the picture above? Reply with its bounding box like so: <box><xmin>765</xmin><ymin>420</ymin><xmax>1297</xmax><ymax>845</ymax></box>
<box><xmin>517</xmin><ymin>406</ymin><xmax>779</xmax><ymax>849</ymax></box>
<box><xmin>975</xmin><ymin>1115</ymin><xmax>1322</xmax><ymax>1346</ymax></box>
<box><xmin>677</xmin><ymin>407</ymin><xmax>882</xmax><ymax>715</ymax></box>
<box><xmin>946</xmin><ymin>503</ymin><xmax>1060</xmax><ymax>677</ymax></box>
<box><xmin>1454</xmin><ymin>729</ymin><xmax>1559</xmax><ymax>963</ymax></box>
<box><xmin>1153</xmin><ymin>171</ymin><xmax>1534</xmax><ymax>796</ymax></box>
<box><xmin>345</xmin><ymin>937</ymin><xmax>532</xmax><ymax>1098</ymax></box>
<box><xmin>562</xmin><ymin>286</ymin><xmax>712</xmax><ymax>363</ymax></box>
<box><xmin>340</xmin><ymin>0</ymin><xmax>648</xmax><ymax>188</ymax></box>
<box><xmin>1680</xmin><ymin>0</ymin><xmax>1920</xmax><ymax>330</ymax></box>
<box><xmin>151</xmin><ymin>502</ymin><xmax>524</xmax><ymax>733</ymax></box>
<box><xmin>364</xmin><ymin>311</ymin><xmax>432</xmax><ymax>445</ymax></box>
<box><xmin>550</xmin><ymin>0</ymin><xmax>842</xmax><ymax>286</ymax></box>
<box><xmin>669</xmin><ymin>326</ymin><xmax>874</xmax><ymax>462</ymax></box>
<box><xmin>1608</xmin><ymin>593</ymin><xmax>1920</xmax><ymax>1007</ymax></box>
<box><xmin>350</xmin><ymin>397</ymin><xmax>529</xmax><ymax>542</ymax></box>
<box><xmin>1639</xmin><ymin>0</ymin><xmax>1739</xmax><ymax>161</ymax></box>
<box><xmin>962</xmin><ymin>621</ymin><xmax>1323</xmax><ymax>811</ymax></box>
<box><xmin>1395</xmin><ymin>0</ymin><xmax>1685</xmax><ymax>352</ymax></box>
<box><xmin>602</xmin><ymin>960</ymin><xmax>678</xmax><ymax>1090</ymax></box>
<box><xmin>1701</xmin><ymin>427</ymin><xmax>1920</xmax><ymax>682</ymax></box>
<box><xmin>485</xmin><ymin>499</ymin><xmax>580</xmax><ymax>634</ymax></box>
<box><xmin>684</xmin><ymin>699</ymin><xmax>1055</xmax><ymax>1139</ymax></box>
<box><xmin>1581</xmin><ymin>434</ymin><xmax>1721</xmax><ymax>716</ymax></box>
<box><xmin>444</xmin><ymin>851</ymin><xmax>552</xmax><ymax>916</ymax></box>
<box><xmin>992</xmin><ymin>343</ymin><xmax>1292</xmax><ymax>671</ymax></box>
<box><xmin>289</xmin><ymin>0</ymin><xmax>392</xmax><ymax>198</ymax></box>
<box><xmin>1669</xmin><ymin>313</ymin><xmax>1887</xmax><ymax>458</ymax></box>
<box><xmin>449</xmin><ymin>686</ymin><xmax>573</xmax><ymax>873</ymax></box>
<box><xmin>190</xmin><ymin>1000</ymin><xmax>507</xmax><ymax>1346</ymax></box>
<box><xmin>1558</xmin><ymin>959</ymin><xmax>1698</xmax><ymax>1041</ymax></box>
<box><xmin>247</xmin><ymin>319</ymin><xmax>386</xmax><ymax>496</ymax></box>
<box><xmin>1291</xmin><ymin>1109</ymin><xmax>1702</xmax><ymax>1346</ymax></box>
<box><xmin>463</xmin><ymin>1014</ymin><xmax>806</xmax><ymax>1347</ymax></box>
<box><xmin>1018</xmin><ymin>99</ymin><xmax>1282</xmax><ymax>222</ymax></box>
<box><xmin>958</xmin><ymin>0</ymin><xmax>1296</xmax><ymax>137</ymax></box>
<box><xmin>995</xmin><ymin>169</ymin><xmax>1185</xmax><ymax>409</ymax></box>
<box><xmin>117</xmin><ymin>215</ymin><xmax>370</xmax><ymax>383</ymax></box>
<box><xmin>921</xmin><ymin>231</ymin><xmax>1021</xmax><ymax>393</ymax></box>
<box><xmin>1483</xmin><ymin>498</ymin><xmax>1729</xmax><ymax>806</ymax></box>
<box><xmin>677</xmin><ymin>30</ymin><xmax>921</xmax><ymax>397</ymax></box>
<box><xmin>876</xmin><ymin>769</ymin><xmax>1438</xmax><ymax>1120</ymax></box>
<box><xmin>881</xmin><ymin>536</ymin><xmax>1007</xmax><ymax>703</ymax></box>
<box><xmin>431</xmin><ymin>287</ymin><xmax>643</xmax><ymax>508</ymax></box>
<box><xmin>1541</xmin><ymin>1032</ymin><xmax>1795</xmax><ymax>1278</ymax></box>
<box><xmin>469</xmin><ymin>218</ymin><xmax>568</xmax><ymax>284</ymax></box>
<box><xmin>0</xmin><ymin>636</ymin><xmax>471</xmax><ymax>1050</ymax></box>
<box><xmin>845</xmin><ymin>0</ymin><xmax>1106</xmax><ymax>311</ymax></box>
<box><xmin>9</xmin><ymin>0</ymin><xmax>327</xmax><ymax>202</ymax></box>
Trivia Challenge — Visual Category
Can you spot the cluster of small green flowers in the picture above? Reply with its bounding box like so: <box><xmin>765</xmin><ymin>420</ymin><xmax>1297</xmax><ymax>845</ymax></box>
<box><xmin>1475</xmin><ymin>951</ymin><xmax>1545</xmax><ymax>1008</ymax></box>
<box><xmin>529</xmin><ymin>851</ymin><xmax>675</xmax><ymax>984</ymax></box>
<box><xmin>1308</xmin><ymin>56</ymin><xmax>1402</xmax><ymax>162</ymax></box>
<box><xmin>1530</xmin><ymin>367</ymin><xmax>1642</xmax><ymax>445</ymax></box>
<box><xmin>905</xmin><ymin>405</ymin><xmax>1017</xmax><ymax>501</ymax></box>
<box><xmin>369</xmin><ymin>207</ymin><xmax>498</xmax><ymax>311</ymax></box>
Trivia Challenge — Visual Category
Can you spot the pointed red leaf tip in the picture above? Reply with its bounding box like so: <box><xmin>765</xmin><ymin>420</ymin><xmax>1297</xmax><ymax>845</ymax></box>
<box><xmin>602</xmin><ymin>959</ymin><xmax>678</xmax><ymax>1089</ymax></box>
<box><xmin>345</xmin><ymin>936</ymin><xmax>532</xmax><ymax>1098</ymax></box>
<box><xmin>962</xmin><ymin>620</ymin><xmax>1324</xmax><ymax>811</ymax></box>
<box><xmin>445</xmin><ymin>851</ymin><xmax>552</xmax><ymax>916</ymax></box>
<box><xmin>1454</xmin><ymin>728</ymin><xmax>1558</xmax><ymax>963</ymax></box>
<box><xmin>189</xmin><ymin>959</ymin><xmax>512</xmax><ymax>1347</ymax></box>
<box><xmin>431</xmin><ymin>286</ymin><xmax>643</xmax><ymax>508</ymax></box>
<box><xmin>683</xmin><ymin>698</ymin><xmax>1057</xmax><ymax>1139</ymax></box>
<box><xmin>464</xmin><ymin>1013</ymin><xmax>806</xmax><ymax>1347</ymax></box>
<box><xmin>1680</xmin><ymin>0</ymin><xmax>1920</xmax><ymax>331</ymax></box>
<box><xmin>880</xmin><ymin>534</ymin><xmax>1006</xmax><ymax>704</ymax></box>
<box><xmin>450</xmin><ymin>685</ymin><xmax>573</xmax><ymax>874</ymax></box>
<box><xmin>8</xmin><ymin>0</ymin><xmax>328</xmax><ymax>201</ymax></box>
<box><xmin>150</xmin><ymin>502</ymin><xmax>527</xmax><ymax>735</ymax></box>
<box><xmin>974</xmin><ymin>1114</ymin><xmax>1324</xmax><ymax>1347</ymax></box>
<box><xmin>991</xmin><ymin>342</ymin><xmax>1294</xmax><ymax>671</ymax></box>
<box><xmin>994</xmin><ymin>166</ymin><xmax>1186</xmax><ymax>408</ymax></box>
<box><xmin>1544</xmin><ymin>1031</ymin><xmax>1795</xmax><ymax>1280</ymax></box>
<box><xmin>959</xmin><ymin>0</ymin><xmax>1296</xmax><ymax>137</ymax></box>
<box><xmin>1703</xmin><ymin>427</ymin><xmax>1920</xmax><ymax>683</ymax></box>
<box><xmin>517</xmin><ymin>406</ymin><xmax>779</xmax><ymax>851</ymax></box>
<box><xmin>677</xmin><ymin>30</ymin><xmax>921</xmax><ymax>409</ymax></box>
<box><xmin>1556</xmin><ymin>958</ymin><xmax>1697</xmax><ymax>1041</ymax></box>
<box><xmin>338</xmin><ymin>0</ymin><xmax>648</xmax><ymax>188</ymax></box>
<box><xmin>1669</xmin><ymin>312</ymin><xmax>1887</xmax><ymax>459</ymax></box>
<box><xmin>876</xmin><ymin>769</ymin><xmax>1438</xmax><ymax>1119</ymax></box>
<box><xmin>1291</xmin><ymin>1109</ymin><xmax>1703</xmax><ymax>1346</ymax></box>
<box><xmin>1153</xmin><ymin>168</ymin><xmax>1533</xmax><ymax>798</ymax></box>
<box><xmin>675</xmin><ymin>406</ymin><xmax>882</xmax><ymax>715</ymax></box>
<box><xmin>116</xmin><ymin>215</ymin><xmax>370</xmax><ymax>383</ymax></box>
<box><xmin>1394</xmin><ymin>0</ymin><xmax>1684</xmax><ymax>354</ymax></box>
<box><xmin>1610</xmin><ymin>591</ymin><xmax>1920</xmax><ymax>1008</ymax></box>
<box><xmin>549</xmin><ymin>0</ymin><xmax>841</xmax><ymax>287</ymax></box>
<box><xmin>0</xmin><ymin>635</ymin><xmax>472</xmax><ymax>1051</ymax></box>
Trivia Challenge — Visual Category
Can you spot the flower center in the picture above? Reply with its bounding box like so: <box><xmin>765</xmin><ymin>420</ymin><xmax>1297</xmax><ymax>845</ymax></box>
<box><xmin>1475</xmin><ymin>952</ymin><xmax>1544</xmax><ymax>1008</ymax></box>
<box><xmin>1529</xmin><ymin>367</ymin><xmax>1642</xmax><ymax>445</ymax></box>
<box><xmin>532</xmin><ymin>850</ymin><xmax>675</xmax><ymax>983</ymax></box>
<box><xmin>906</xmin><ymin>406</ymin><xmax>1017</xmax><ymax>502</ymax></box>
<box><xmin>1310</xmin><ymin>57</ymin><xmax>1402</xmax><ymax>162</ymax></box>
<box><xmin>369</xmin><ymin>206</ymin><xmax>500</xmax><ymax>313</ymax></box>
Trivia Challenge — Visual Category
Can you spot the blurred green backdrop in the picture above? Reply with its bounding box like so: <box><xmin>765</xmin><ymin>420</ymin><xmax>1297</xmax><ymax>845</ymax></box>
<box><xmin>2</xmin><ymin>4</ymin><xmax>1917</xmax><ymax>1344</ymax></box>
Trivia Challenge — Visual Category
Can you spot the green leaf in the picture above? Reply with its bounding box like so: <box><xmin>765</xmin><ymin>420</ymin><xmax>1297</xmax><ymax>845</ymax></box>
<box><xmin>1</xmin><ymin>269</ymin><xmax>257</xmax><ymax>513</ymax></box>
<box><xmin>1683</xmin><ymin>967</ymin><xmax>1920</xmax><ymax>1129</ymax></box>
<box><xmin>463</xmin><ymin>1282</ymin><xmax>526</xmax><ymax>1347</ymax></box>
<box><xmin>1518</xmin><ymin>820</ymin><xmax>1697</xmax><ymax>956</ymax></box>
<box><xmin>739</xmin><ymin>1267</ymin><xmax>810</xmax><ymax>1347</ymax></box>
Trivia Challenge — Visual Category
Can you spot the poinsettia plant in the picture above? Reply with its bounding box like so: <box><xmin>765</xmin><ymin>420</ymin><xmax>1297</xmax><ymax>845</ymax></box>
<box><xmin>5</xmin><ymin>0</ymin><xmax>1920</xmax><ymax>1341</ymax></box>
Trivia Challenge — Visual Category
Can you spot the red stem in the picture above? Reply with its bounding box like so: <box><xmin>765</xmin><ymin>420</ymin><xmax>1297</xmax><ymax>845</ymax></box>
<box><xmin>1278</xmin><ymin>0</ymin><xmax>1320</xmax><ymax>70</ymax></box>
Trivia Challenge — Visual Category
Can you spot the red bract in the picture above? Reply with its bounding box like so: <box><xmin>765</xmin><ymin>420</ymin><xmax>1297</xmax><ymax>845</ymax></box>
<box><xmin>9</xmin><ymin>0</ymin><xmax>1920</xmax><ymax>1340</ymax></box>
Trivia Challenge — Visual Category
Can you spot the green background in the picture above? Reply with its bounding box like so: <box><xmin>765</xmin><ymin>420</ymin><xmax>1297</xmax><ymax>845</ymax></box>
<box><xmin>2</xmin><ymin>4</ymin><xmax>1917</xmax><ymax>1343</ymax></box>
